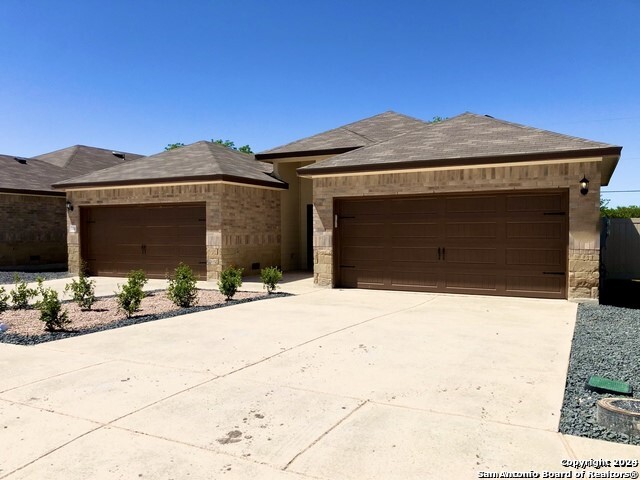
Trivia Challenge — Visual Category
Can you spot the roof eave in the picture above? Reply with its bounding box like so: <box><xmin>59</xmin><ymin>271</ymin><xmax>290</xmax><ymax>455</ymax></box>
<box><xmin>0</xmin><ymin>187</ymin><xmax>65</xmax><ymax>197</ymax></box>
<box><xmin>53</xmin><ymin>174</ymin><xmax>288</xmax><ymax>191</ymax></box>
<box><xmin>298</xmin><ymin>147</ymin><xmax>623</xmax><ymax>176</ymax></box>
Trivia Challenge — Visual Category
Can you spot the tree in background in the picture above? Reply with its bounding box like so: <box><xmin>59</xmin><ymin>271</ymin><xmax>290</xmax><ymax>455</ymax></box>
<box><xmin>601</xmin><ymin>198</ymin><xmax>640</xmax><ymax>218</ymax></box>
<box><xmin>429</xmin><ymin>116</ymin><xmax>447</xmax><ymax>123</ymax></box>
<box><xmin>165</xmin><ymin>142</ymin><xmax>185</xmax><ymax>151</ymax></box>
<box><xmin>212</xmin><ymin>139</ymin><xmax>253</xmax><ymax>154</ymax></box>
<box><xmin>164</xmin><ymin>140</ymin><xmax>253</xmax><ymax>153</ymax></box>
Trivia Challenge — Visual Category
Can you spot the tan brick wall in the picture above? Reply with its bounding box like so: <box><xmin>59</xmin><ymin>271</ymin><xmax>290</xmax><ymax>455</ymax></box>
<box><xmin>66</xmin><ymin>182</ymin><xmax>281</xmax><ymax>280</ymax></box>
<box><xmin>220</xmin><ymin>184</ymin><xmax>281</xmax><ymax>276</ymax></box>
<box><xmin>311</xmin><ymin>160</ymin><xmax>603</xmax><ymax>300</ymax></box>
<box><xmin>0</xmin><ymin>193</ymin><xmax>67</xmax><ymax>268</ymax></box>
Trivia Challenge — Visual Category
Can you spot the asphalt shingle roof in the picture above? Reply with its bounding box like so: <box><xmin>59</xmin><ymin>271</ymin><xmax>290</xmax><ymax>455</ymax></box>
<box><xmin>53</xmin><ymin>141</ymin><xmax>286</xmax><ymax>189</ymax></box>
<box><xmin>34</xmin><ymin>145</ymin><xmax>144</xmax><ymax>178</ymax></box>
<box><xmin>256</xmin><ymin>111</ymin><xmax>426</xmax><ymax>159</ymax></box>
<box><xmin>298</xmin><ymin>112</ymin><xmax>622</xmax><ymax>175</ymax></box>
<box><xmin>0</xmin><ymin>154</ymin><xmax>67</xmax><ymax>195</ymax></box>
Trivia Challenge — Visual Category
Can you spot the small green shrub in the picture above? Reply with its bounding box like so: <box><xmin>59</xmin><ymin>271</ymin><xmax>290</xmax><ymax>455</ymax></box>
<box><xmin>0</xmin><ymin>287</ymin><xmax>9</xmax><ymax>314</ymax></box>
<box><xmin>167</xmin><ymin>263</ymin><xmax>199</xmax><ymax>308</ymax></box>
<box><xmin>218</xmin><ymin>266</ymin><xmax>243</xmax><ymax>301</ymax></box>
<box><xmin>260</xmin><ymin>266</ymin><xmax>282</xmax><ymax>294</ymax></box>
<box><xmin>65</xmin><ymin>275</ymin><xmax>96</xmax><ymax>310</ymax></box>
<box><xmin>10</xmin><ymin>274</ymin><xmax>39</xmax><ymax>309</ymax></box>
<box><xmin>129</xmin><ymin>269</ymin><xmax>148</xmax><ymax>290</ymax></box>
<box><xmin>115</xmin><ymin>270</ymin><xmax>147</xmax><ymax>318</ymax></box>
<box><xmin>35</xmin><ymin>281</ymin><xmax>69</xmax><ymax>331</ymax></box>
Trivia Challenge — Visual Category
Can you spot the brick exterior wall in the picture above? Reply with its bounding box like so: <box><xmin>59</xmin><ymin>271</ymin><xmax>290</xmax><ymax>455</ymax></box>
<box><xmin>0</xmin><ymin>193</ymin><xmax>67</xmax><ymax>269</ymax></box>
<box><xmin>220</xmin><ymin>184</ymin><xmax>281</xmax><ymax>276</ymax></box>
<box><xmin>66</xmin><ymin>182</ymin><xmax>281</xmax><ymax>280</ymax></box>
<box><xmin>311</xmin><ymin>159</ymin><xmax>602</xmax><ymax>300</ymax></box>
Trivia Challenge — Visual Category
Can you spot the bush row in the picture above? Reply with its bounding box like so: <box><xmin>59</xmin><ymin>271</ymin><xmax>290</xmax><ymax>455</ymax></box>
<box><xmin>0</xmin><ymin>264</ymin><xmax>283</xmax><ymax>331</ymax></box>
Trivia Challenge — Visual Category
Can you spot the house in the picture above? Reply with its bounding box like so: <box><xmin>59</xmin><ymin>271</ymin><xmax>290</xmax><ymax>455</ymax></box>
<box><xmin>54</xmin><ymin>141</ymin><xmax>286</xmax><ymax>280</ymax></box>
<box><xmin>54</xmin><ymin>112</ymin><xmax>622</xmax><ymax>300</ymax></box>
<box><xmin>0</xmin><ymin>146</ymin><xmax>143</xmax><ymax>270</ymax></box>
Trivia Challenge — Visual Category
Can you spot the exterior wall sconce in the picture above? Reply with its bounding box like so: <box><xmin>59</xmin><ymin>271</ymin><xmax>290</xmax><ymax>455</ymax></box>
<box><xmin>580</xmin><ymin>176</ymin><xmax>589</xmax><ymax>195</ymax></box>
<box><xmin>66</xmin><ymin>201</ymin><xmax>74</xmax><ymax>212</ymax></box>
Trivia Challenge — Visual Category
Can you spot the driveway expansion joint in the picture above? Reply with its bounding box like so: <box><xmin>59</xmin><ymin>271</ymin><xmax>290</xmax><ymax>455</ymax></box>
<box><xmin>283</xmin><ymin>399</ymin><xmax>369</xmax><ymax>472</ymax></box>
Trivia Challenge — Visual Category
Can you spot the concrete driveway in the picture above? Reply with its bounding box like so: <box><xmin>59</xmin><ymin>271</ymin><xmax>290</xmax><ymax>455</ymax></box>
<box><xmin>1</xmin><ymin>281</ymin><xmax>638</xmax><ymax>479</ymax></box>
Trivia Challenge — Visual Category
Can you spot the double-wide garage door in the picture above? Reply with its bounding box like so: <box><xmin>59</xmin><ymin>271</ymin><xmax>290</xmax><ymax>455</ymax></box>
<box><xmin>336</xmin><ymin>191</ymin><xmax>568</xmax><ymax>299</ymax></box>
<box><xmin>81</xmin><ymin>203</ymin><xmax>206</xmax><ymax>279</ymax></box>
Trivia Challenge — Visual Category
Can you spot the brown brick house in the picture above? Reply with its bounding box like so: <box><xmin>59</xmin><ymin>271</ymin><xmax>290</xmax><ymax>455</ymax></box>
<box><xmin>257</xmin><ymin>112</ymin><xmax>622</xmax><ymax>300</ymax></box>
<box><xmin>54</xmin><ymin>112</ymin><xmax>621</xmax><ymax>300</ymax></box>
<box><xmin>0</xmin><ymin>146</ymin><xmax>143</xmax><ymax>270</ymax></box>
<box><xmin>53</xmin><ymin>141</ymin><xmax>286</xmax><ymax>280</ymax></box>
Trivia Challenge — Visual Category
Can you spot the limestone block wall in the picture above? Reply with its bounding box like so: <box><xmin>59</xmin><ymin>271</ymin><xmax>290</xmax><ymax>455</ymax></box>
<box><xmin>311</xmin><ymin>159</ymin><xmax>602</xmax><ymax>300</ymax></box>
<box><xmin>66</xmin><ymin>182</ymin><xmax>281</xmax><ymax>280</ymax></box>
<box><xmin>0</xmin><ymin>193</ymin><xmax>67</xmax><ymax>269</ymax></box>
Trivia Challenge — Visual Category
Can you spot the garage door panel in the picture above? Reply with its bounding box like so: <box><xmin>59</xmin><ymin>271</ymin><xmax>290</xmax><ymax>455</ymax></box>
<box><xmin>446</xmin><ymin>196</ymin><xmax>498</xmax><ymax>214</ymax></box>
<box><xmin>391</xmin><ymin>213</ymin><xmax>440</xmax><ymax>224</ymax></box>
<box><xmin>341</xmin><ymin>268</ymin><xmax>384</xmax><ymax>288</ymax></box>
<box><xmin>506</xmin><ymin>222</ymin><xmax>562</xmax><ymax>239</ymax></box>
<box><xmin>446</xmin><ymin>222</ymin><xmax>498</xmax><ymax>239</ymax></box>
<box><xmin>506</xmin><ymin>194</ymin><xmax>564</xmax><ymax>213</ymax></box>
<box><xmin>446</xmin><ymin>247</ymin><xmax>498</xmax><ymax>264</ymax></box>
<box><xmin>340</xmin><ymin>236</ymin><xmax>386</xmax><ymax>248</ymax></box>
<box><xmin>506</xmin><ymin>248</ymin><xmax>564</xmax><ymax>268</ymax></box>
<box><xmin>341</xmin><ymin>200</ymin><xmax>387</xmax><ymax>215</ymax></box>
<box><xmin>506</xmin><ymin>274</ymin><xmax>564</xmax><ymax>296</ymax></box>
<box><xmin>391</xmin><ymin>271</ymin><xmax>439</xmax><ymax>289</ymax></box>
<box><xmin>341</xmin><ymin>246</ymin><xmax>387</xmax><ymax>261</ymax></box>
<box><xmin>445</xmin><ymin>273</ymin><xmax>497</xmax><ymax>291</ymax></box>
<box><xmin>391</xmin><ymin>223</ymin><xmax>439</xmax><ymax>238</ymax></box>
<box><xmin>337</xmin><ymin>191</ymin><xmax>567</xmax><ymax>299</ymax></box>
<box><xmin>391</xmin><ymin>246</ymin><xmax>438</xmax><ymax>263</ymax></box>
<box><xmin>390</xmin><ymin>197</ymin><xmax>439</xmax><ymax>214</ymax></box>
<box><xmin>342</xmin><ymin>223</ymin><xmax>384</xmax><ymax>238</ymax></box>
<box><xmin>82</xmin><ymin>204</ymin><xmax>207</xmax><ymax>280</ymax></box>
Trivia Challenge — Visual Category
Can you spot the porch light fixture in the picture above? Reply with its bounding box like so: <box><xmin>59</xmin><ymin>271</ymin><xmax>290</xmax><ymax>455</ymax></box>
<box><xmin>579</xmin><ymin>176</ymin><xmax>589</xmax><ymax>195</ymax></box>
<box><xmin>66</xmin><ymin>201</ymin><xmax>74</xmax><ymax>212</ymax></box>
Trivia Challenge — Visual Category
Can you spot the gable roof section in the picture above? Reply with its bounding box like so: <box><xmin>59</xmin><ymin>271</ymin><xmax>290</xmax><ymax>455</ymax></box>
<box><xmin>298</xmin><ymin>112</ymin><xmax>622</xmax><ymax>177</ymax></box>
<box><xmin>256</xmin><ymin>111</ymin><xmax>426</xmax><ymax>160</ymax></box>
<box><xmin>0</xmin><ymin>154</ymin><xmax>67</xmax><ymax>196</ymax></box>
<box><xmin>34</xmin><ymin>145</ymin><xmax>145</xmax><ymax>178</ymax></box>
<box><xmin>53</xmin><ymin>141</ymin><xmax>287</xmax><ymax>190</ymax></box>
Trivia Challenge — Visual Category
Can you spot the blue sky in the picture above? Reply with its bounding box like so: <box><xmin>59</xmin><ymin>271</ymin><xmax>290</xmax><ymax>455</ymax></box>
<box><xmin>1</xmin><ymin>0</ymin><xmax>638</xmax><ymax>205</ymax></box>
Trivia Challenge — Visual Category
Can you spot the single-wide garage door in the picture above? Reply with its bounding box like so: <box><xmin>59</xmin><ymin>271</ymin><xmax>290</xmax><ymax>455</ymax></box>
<box><xmin>335</xmin><ymin>191</ymin><xmax>568</xmax><ymax>299</ymax></box>
<box><xmin>81</xmin><ymin>203</ymin><xmax>206</xmax><ymax>279</ymax></box>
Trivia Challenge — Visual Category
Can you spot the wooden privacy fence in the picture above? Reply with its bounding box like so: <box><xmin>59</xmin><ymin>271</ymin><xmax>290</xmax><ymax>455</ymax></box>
<box><xmin>601</xmin><ymin>218</ymin><xmax>640</xmax><ymax>280</ymax></box>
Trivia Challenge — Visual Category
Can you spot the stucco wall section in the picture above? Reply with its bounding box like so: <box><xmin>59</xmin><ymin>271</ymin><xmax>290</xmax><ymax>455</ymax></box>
<box><xmin>0</xmin><ymin>193</ymin><xmax>67</xmax><ymax>269</ymax></box>
<box><xmin>311</xmin><ymin>159</ymin><xmax>602</xmax><ymax>300</ymax></box>
<box><xmin>66</xmin><ymin>183</ymin><xmax>280</xmax><ymax>280</ymax></box>
<box><xmin>274</xmin><ymin>161</ymin><xmax>314</xmax><ymax>271</ymax></box>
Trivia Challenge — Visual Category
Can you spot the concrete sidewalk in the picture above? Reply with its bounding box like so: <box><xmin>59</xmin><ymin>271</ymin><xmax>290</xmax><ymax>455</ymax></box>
<box><xmin>1</xmin><ymin>286</ymin><xmax>638</xmax><ymax>479</ymax></box>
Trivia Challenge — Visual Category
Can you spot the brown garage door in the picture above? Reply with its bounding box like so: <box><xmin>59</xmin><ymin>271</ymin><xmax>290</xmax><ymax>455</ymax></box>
<box><xmin>81</xmin><ymin>203</ymin><xmax>206</xmax><ymax>280</ymax></box>
<box><xmin>335</xmin><ymin>191</ymin><xmax>568</xmax><ymax>299</ymax></box>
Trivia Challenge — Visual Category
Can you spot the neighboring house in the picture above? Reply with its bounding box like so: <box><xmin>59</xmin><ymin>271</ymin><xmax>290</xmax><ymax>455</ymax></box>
<box><xmin>54</xmin><ymin>112</ymin><xmax>622</xmax><ymax>301</ymax></box>
<box><xmin>0</xmin><ymin>146</ymin><xmax>143</xmax><ymax>270</ymax></box>
<box><xmin>53</xmin><ymin>141</ymin><xmax>286</xmax><ymax>280</ymax></box>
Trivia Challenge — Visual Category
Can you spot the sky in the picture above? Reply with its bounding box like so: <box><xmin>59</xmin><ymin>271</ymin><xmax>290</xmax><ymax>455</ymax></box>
<box><xmin>0</xmin><ymin>0</ymin><xmax>638</xmax><ymax>206</ymax></box>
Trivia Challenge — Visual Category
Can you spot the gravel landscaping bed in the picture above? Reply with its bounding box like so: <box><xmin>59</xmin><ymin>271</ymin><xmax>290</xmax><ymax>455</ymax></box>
<box><xmin>0</xmin><ymin>289</ymin><xmax>288</xmax><ymax>345</ymax></box>
<box><xmin>0</xmin><ymin>270</ymin><xmax>71</xmax><ymax>285</ymax></box>
<box><xmin>559</xmin><ymin>303</ymin><xmax>640</xmax><ymax>445</ymax></box>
